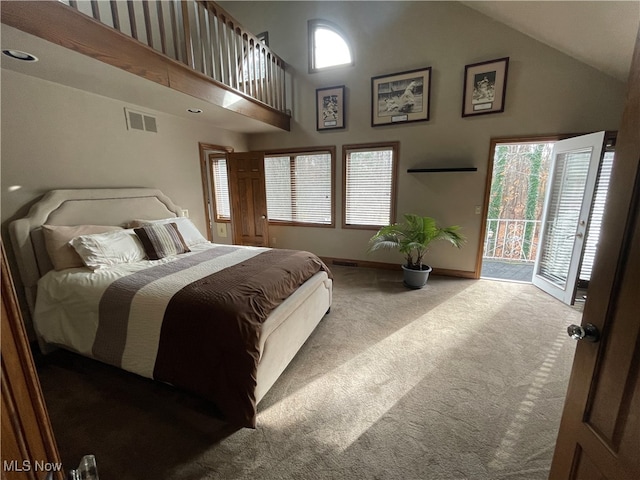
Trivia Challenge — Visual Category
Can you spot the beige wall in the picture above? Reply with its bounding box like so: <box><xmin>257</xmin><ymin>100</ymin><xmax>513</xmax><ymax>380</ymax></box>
<box><xmin>221</xmin><ymin>1</ymin><xmax>627</xmax><ymax>272</ymax></box>
<box><xmin>0</xmin><ymin>1</ymin><xmax>629</xmax><ymax>274</ymax></box>
<box><xmin>1</xmin><ymin>69</ymin><xmax>249</xmax><ymax>240</ymax></box>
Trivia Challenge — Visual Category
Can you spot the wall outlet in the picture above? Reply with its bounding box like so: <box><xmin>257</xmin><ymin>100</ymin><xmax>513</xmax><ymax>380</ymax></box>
<box><xmin>216</xmin><ymin>223</ymin><xmax>227</xmax><ymax>237</ymax></box>
<box><xmin>182</xmin><ymin>209</ymin><xmax>189</xmax><ymax>218</ymax></box>
<box><xmin>271</xmin><ymin>237</ymin><xmax>277</xmax><ymax>245</ymax></box>
<box><xmin>475</xmin><ymin>205</ymin><xmax>482</xmax><ymax>215</ymax></box>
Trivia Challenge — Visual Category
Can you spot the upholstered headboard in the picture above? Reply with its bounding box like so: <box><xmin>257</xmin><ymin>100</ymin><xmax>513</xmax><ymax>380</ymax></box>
<box><xmin>9</xmin><ymin>188</ymin><xmax>183</xmax><ymax>317</ymax></box>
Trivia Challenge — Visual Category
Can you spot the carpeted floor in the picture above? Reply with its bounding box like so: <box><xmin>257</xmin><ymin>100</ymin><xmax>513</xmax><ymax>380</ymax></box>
<box><xmin>36</xmin><ymin>266</ymin><xmax>580</xmax><ymax>479</ymax></box>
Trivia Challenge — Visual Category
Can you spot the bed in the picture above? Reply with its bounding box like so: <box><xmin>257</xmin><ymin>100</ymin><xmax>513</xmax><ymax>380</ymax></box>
<box><xmin>9</xmin><ymin>188</ymin><xmax>333</xmax><ymax>428</ymax></box>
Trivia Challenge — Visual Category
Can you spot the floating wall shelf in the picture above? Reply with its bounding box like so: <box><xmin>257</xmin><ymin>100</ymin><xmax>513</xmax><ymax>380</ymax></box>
<box><xmin>407</xmin><ymin>167</ymin><xmax>478</xmax><ymax>173</ymax></box>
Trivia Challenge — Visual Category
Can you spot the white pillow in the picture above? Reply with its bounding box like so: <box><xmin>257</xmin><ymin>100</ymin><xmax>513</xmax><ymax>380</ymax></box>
<box><xmin>70</xmin><ymin>229</ymin><xmax>147</xmax><ymax>270</ymax></box>
<box><xmin>129</xmin><ymin>217</ymin><xmax>208</xmax><ymax>247</ymax></box>
<box><xmin>42</xmin><ymin>224</ymin><xmax>123</xmax><ymax>271</ymax></box>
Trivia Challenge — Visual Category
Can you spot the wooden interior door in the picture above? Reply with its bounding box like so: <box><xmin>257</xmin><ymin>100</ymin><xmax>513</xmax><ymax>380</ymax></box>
<box><xmin>548</xmin><ymin>26</ymin><xmax>640</xmax><ymax>480</ymax></box>
<box><xmin>227</xmin><ymin>151</ymin><xmax>270</xmax><ymax>246</ymax></box>
<box><xmin>1</xmin><ymin>242</ymin><xmax>64</xmax><ymax>480</ymax></box>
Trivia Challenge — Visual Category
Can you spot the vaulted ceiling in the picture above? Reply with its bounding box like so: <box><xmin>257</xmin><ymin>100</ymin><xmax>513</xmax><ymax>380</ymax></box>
<box><xmin>1</xmin><ymin>1</ymin><xmax>637</xmax><ymax>134</ymax></box>
<box><xmin>463</xmin><ymin>1</ymin><xmax>639</xmax><ymax>83</ymax></box>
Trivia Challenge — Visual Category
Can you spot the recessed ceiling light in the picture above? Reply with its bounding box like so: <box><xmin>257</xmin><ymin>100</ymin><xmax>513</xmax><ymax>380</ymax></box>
<box><xmin>187</xmin><ymin>108</ymin><xmax>203</xmax><ymax>114</ymax></box>
<box><xmin>2</xmin><ymin>49</ymin><xmax>38</xmax><ymax>62</ymax></box>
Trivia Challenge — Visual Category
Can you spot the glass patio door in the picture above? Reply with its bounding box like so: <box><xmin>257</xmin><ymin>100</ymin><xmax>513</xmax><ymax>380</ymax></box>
<box><xmin>532</xmin><ymin>131</ymin><xmax>605</xmax><ymax>304</ymax></box>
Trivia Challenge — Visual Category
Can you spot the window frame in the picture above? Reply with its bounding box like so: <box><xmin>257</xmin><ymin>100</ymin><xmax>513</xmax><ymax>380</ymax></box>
<box><xmin>308</xmin><ymin>19</ymin><xmax>354</xmax><ymax>73</ymax></box>
<box><xmin>342</xmin><ymin>141</ymin><xmax>399</xmax><ymax>230</ymax></box>
<box><xmin>199</xmin><ymin>143</ymin><xmax>234</xmax><ymax>244</ymax></box>
<box><xmin>263</xmin><ymin>145</ymin><xmax>336</xmax><ymax>228</ymax></box>
<box><xmin>209</xmin><ymin>153</ymin><xmax>231</xmax><ymax>224</ymax></box>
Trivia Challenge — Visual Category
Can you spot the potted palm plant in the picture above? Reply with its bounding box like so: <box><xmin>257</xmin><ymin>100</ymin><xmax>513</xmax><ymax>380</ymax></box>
<box><xmin>368</xmin><ymin>214</ymin><xmax>465</xmax><ymax>289</ymax></box>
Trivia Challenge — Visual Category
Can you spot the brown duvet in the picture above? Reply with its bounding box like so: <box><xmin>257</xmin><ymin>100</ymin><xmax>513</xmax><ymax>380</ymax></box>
<box><xmin>93</xmin><ymin>246</ymin><xmax>331</xmax><ymax>427</ymax></box>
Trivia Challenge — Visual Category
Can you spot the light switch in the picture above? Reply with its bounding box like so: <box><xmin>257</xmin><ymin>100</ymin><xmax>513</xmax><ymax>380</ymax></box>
<box><xmin>216</xmin><ymin>223</ymin><xmax>227</xmax><ymax>237</ymax></box>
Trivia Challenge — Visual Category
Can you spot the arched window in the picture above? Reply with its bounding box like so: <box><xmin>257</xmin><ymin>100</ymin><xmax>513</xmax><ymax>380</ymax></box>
<box><xmin>308</xmin><ymin>19</ymin><xmax>354</xmax><ymax>73</ymax></box>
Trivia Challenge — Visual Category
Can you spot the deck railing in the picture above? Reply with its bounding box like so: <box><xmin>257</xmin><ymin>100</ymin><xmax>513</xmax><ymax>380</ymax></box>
<box><xmin>61</xmin><ymin>0</ymin><xmax>287</xmax><ymax>112</ymax></box>
<box><xmin>483</xmin><ymin>218</ymin><xmax>541</xmax><ymax>262</ymax></box>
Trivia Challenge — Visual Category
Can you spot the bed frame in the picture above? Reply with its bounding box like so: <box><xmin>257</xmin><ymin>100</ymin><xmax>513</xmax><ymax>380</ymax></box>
<box><xmin>9</xmin><ymin>188</ymin><xmax>332</xmax><ymax>405</ymax></box>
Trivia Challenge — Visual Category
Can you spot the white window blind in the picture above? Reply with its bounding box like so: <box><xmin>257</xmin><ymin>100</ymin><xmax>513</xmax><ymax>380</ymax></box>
<box><xmin>264</xmin><ymin>152</ymin><xmax>333</xmax><ymax>225</ymax></box>
<box><xmin>537</xmin><ymin>149</ymin><xmax>591</xmax><ymax>287</ymax></box>
<box><xmin>579</xmin><ymin>151</ymin><xmax>614</xmax><ymax>281</ymax></box>
<box><xmin>344</xmin><ymin>146</ymin><xmax>396</xmax><ymax>227</ymax></box>
<box><xmin>210</xmin><ymin>157</ymin><xmax>230</xmax><ymax>220</ymax></box>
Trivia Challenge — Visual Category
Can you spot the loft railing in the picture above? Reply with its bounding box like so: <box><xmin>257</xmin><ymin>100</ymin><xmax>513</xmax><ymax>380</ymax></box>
<box><xmin>483</xmin><ymin>218</ymin><xmax>541</xmax><ymax>262</ymax></box>
<box><xmin>61</xmin><ymin>0</ymin><xmax>287</xmax><ymax>112</ymax></box>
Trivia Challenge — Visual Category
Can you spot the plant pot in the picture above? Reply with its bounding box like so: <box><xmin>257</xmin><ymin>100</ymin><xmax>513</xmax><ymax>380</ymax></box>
<box><xmin>402</xmin><ymin>264</ymin><xmax>433</xmax><ymax>289</ymax></box>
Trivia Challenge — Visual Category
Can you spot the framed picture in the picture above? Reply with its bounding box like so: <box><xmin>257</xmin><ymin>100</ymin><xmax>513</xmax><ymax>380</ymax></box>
<box><xmin>462</xmin><ymin>57</ymin><xmax>509</xmax><ymax>117</ymax></box>
<box><xmin>371</xmin><ymin>67</ymin><xmax>431</xmax><ymax>126</ymax></box>
<box><xmin>316</xmin><ymin>85</ymin><xmax>345</xmax><ymax>131</ymax></box>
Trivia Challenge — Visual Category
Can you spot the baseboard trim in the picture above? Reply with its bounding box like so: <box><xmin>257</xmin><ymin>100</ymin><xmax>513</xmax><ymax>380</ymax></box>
<box><xmin>320</xmin><ymin>257</ymin><xmax>476</xmax><ymax>279</ymax></box>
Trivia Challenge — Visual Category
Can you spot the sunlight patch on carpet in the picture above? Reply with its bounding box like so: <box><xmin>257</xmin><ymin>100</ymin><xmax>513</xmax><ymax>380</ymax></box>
<box><xmin>488</xmin><ymin>328</ymin><xmax>570</xmax><ymax>473</ymax></box>
<box><xmin>259</xmin><ymin>281</ymin><xmax>521</xmax><ymax>451</ymax></box>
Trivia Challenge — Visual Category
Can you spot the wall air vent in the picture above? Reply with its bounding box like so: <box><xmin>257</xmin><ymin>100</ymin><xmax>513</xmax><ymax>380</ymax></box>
<box><xmin>125</xmin><ymin>108</ymin><xmax>158</xmax><ymax>133</ymax></box>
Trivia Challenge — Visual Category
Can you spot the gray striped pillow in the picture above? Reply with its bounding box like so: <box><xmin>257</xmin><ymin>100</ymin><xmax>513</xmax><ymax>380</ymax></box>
<box><xmin>134</xmin><ymin>222</ymin><xmax>190</xmax><ymax>260</ymax></box>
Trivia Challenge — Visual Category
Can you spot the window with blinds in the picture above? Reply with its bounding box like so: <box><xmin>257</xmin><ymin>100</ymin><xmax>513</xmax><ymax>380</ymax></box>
<box><xmin>208</xmin><ymin>149</ymin><xmax>334</xmax><ymax>227</ymax></box>
<box><xmin>210</xmin><ymin>156</ymin><xmax>231</xmax><ymax>221</ymax></box>
<box><xmin>343</xmin><ymin>143</ymin><xmax>398</xmax><ymax>228</ymax></box>
<box><xmin>264</xmin><ymin>151</ymin><xmax>334</xmax><ymax>226</ymax></box>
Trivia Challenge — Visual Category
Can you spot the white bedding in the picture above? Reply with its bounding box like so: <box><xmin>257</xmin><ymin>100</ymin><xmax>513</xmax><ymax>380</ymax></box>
<box><xmin>35</xmin><ymin>241</ymin><xmax>331</xmax><ymax>377</ymax></box>
<box><xmin>35</xmin><ymin>243</ymin><xmax>267</xmax><ymax>374</ymax></box>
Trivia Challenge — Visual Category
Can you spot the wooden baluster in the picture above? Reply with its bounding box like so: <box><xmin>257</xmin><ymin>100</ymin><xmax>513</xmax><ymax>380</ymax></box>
<box><xmin>281</xmin><ymin>60</ymin><xmax>286</xmax><ymax>112</ymax></box>
<box><xmin>272</xmin><ymin>56</ymin><xmax>278</xmax><ymax>109</ymax></box>
<box><xmin>181</xmin><ymin>0</ymin><xmax>194</xmax><ymax>68</ymax></box>
<box><xmin>274</xmin><ymin>57</ymin><xmax>280</xmax><ymax>110</ymax></box>
<box><xmin>224</xmin><ymin>19</ymin><xmax>233</xmax><ymax>88</ymax></box>
<box><xmin>142</xmin><ymin>0</ymin><xmax>153</xmax><ymax>48</ymax></box>
<box><xmin>205</xmin><ymin>5</ymin><xmax>213</xmax><ymax>77</ymax></box>
<box><xmin>169</xmin><ymin>0</ymin><xmax>180</xmax><ymax>61</ymax></box>
<box><xmin>240</xmin><ymin>35</ymin><xmax>249</xmax><ymax>95</ymax></box>
<box><xmin>248</xmin><ymin>39</ymin><xmax>255</xmax><ymax>98</ymax></box>
<box><xmin>227</xmin><ymin>24</ymin><xmax>236</xmax><ymax>89</ymax></box>
<box><xmin>213</xmin><ymin>12</ymin><xmax>223</xmax><ymax>82</ymax></box>
<box><xmin>217</xmin><ymin>19</ymin><xmax>226</xmax><ymax>85</ymax></box>
<box><xmin>232</xmin><ymin>26</ymin><xmax>241</xmax><ymax>90</ymax></box>
<box><xmin>259</xmin><ymin>46</ymin><xmax>266</xmax><ymax>102</ymax></box>
<box><xmin>156</xmin><ymin>1</ymin><xmax>167</xmax><ymax>55</ymax></box>
<box><xmin>255</xmin><ymin>39</ymin><xmax>262</xmax><ymax>99</ymax></box>
<box><xmin>109</xmin><ymin>0</ymin><xmax>120</xmax><ymax>31</ymax></box>
<box><xmin>90</xmin><ymin>0</ymin><xmax>100</xmax><ymax>21</ymax></box>
<box><xmin>266</xmin><ymin>52</ymin><xmax>273</xmax><ymax>107</ymax></box>
<box><xmin>268</xmin><ymin>57</ymin><xmax>274</xmax><ymax>109</ymax></box>
<box><xmin>251</xmin><ymin>40</ymin><xmax>258</xmax><ymax>100</ymax></box>
<box><xmin>209</xmin><ymin>9</ymin><xmax>220</xmax><ymax>81</ymax></box>
<box><xmin>197</xmin><ymin>2</ymin><xmax>208</xmax><ymax>76</ymax></box>
<box><xmin>127</xmin><ymin>0</ymin><xmax>137</xmax><ymax>40</ymax></box>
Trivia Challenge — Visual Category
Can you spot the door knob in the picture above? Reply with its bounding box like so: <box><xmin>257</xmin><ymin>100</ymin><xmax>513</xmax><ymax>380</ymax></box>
<box><xmin>261</xmin><ymin>215</ymin><xmax>267</xmax><ymax>220</ymax></box>
<box><xmin>567</xmin><ymin>323</ymin><xmax>600</xmax><ymax>342</ymax></box>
